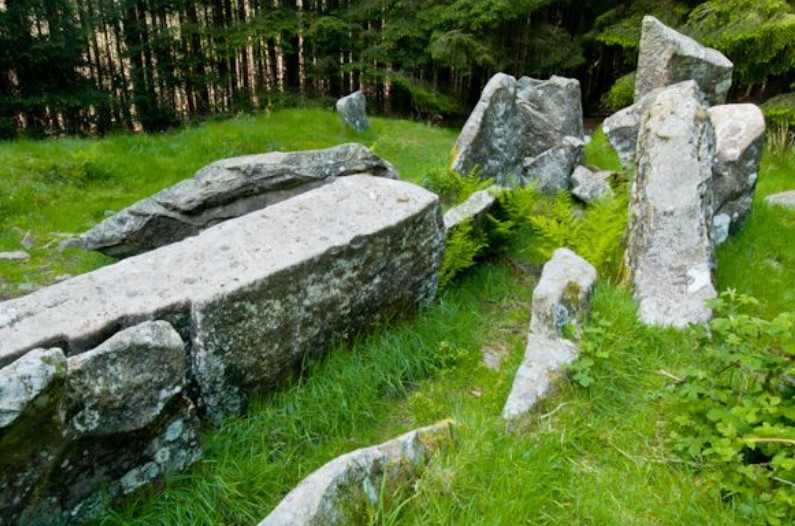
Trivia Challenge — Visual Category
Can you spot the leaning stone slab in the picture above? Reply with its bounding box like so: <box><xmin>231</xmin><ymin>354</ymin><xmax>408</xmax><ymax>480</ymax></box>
<box><xmin>635</xmin><ymin>16</ymin><xmax>733</xmax><ymax>106</ymax></box>
<box><xmin>443</xmin><ymin>186</ymin><xmax>499</xmax><ymax>231</ymax></box>
<box><xmin>336</xmin><ymin>91</ymin><xmax>370</xmax><ymax>132</ymax></box>
<box><xmin>709</xmin><ymin>104</ymin><xmax>766</xmax><ymax>241</ymax></box>
<box><xmin>503</xmin><ymin>248</ymin><xmax>597</xmax><ymax>421</ymax></box>
<box><xmin>451</xmin><ymin>73</ymin><xmax>584</xmax><ymax>186</ymax></box>
<box><xmin>0</xmin><ymin>176</ymin><xmax>444</xmax><ymax>424</ymax></box>
<box><xmin>571</xmin><ymin>166</ymin><xmax>614</xmax><ymax>204</ymax></box>
<box><xmin>80</xmin><ymin>143</ymin><xmax>397</xmax><ymax>257</ymax></box>
<box><xmin>765</xmin><ymin>191</ymin><xmax>795</xmax><ymax>210</ymax></box>
<box><xmin>258</xmin><ymin>420</ymin><xmax>454</xmax><ymax>526</ymax></box>
<box><xmin>625</xmin><ymin>82</ymin><xmax>717</xmax><ymax>328</ymax></box>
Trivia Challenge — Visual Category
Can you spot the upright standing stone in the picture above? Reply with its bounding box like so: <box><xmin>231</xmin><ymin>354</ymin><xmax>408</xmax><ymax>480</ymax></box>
<box><xmin>336</xmin><ymin>91</ymin><xmax>370</xmax><ymax>132</ymax></box>
<box><xmin>635</xmin><ymin>16</ymin><xmax>733</xmax><ymax>106</ymax></box>
<box><xmin>709</xmin><ymin>104</ymin><xmax>766</xmax><ymax>242</ymax></box>
<box><xmin>452</xmin><ymin>72</ymin><xmax>584</xmax><ymax>189</ymax></box>
<box><xmin>625</xmin><ymin>81</ymin><xmax>717</xmax><ymax>328</ymax></box>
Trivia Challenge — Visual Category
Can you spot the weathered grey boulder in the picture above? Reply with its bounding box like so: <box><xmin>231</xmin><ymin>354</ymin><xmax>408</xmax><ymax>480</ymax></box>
<box><xmin>522</xmin><ymin>136</ymin><xmax>585</xmax><ymax>193</ymax></box>
<box><xmin>258</xmin><ymin>420</ymin><xmax>454</xmax><ymax>526</ymax></box>
<box><xmin>1</xmin><ymin>175</ymin><xmax>444</xmax><ymax>423</ymax></box>
<box><xmin>336</xmin><ymin>91</ymin><xmax>370</xmax><ymax>132</ymax></box>
<box><xmin>765</xmin><ymin>190</ymin><xmax>795</xmax><ymax>209</ymax></box>
<box><xmin>709</xmin><ymin>104</ymin><xmax>766</xmax><ymax>240</ymax></box>
<box><xmin>603</xmin><ymin>86</ymin><xmax>667</xmax><ymax>169</ymax></box>
<box><xmin>80</xmin><ymin>143</ymin><xmax>397</xmax><ymax>257</ymax></box>
<box><xmin>635</xmin><ymin>16</ymin><xmax>733</xmax><ymax>106</ymax></box>
<box><xmin>503</xmin><ymin>248</ymin><xmax>597</xmax><ymax>421</ymax></box>
<box><xmin>0</xmin><ymin>323</ymin><xmax>202</xmax><ymax>525</ymax></box>
<box><xmin>451</xmin><ymin>73</ymin><xmax>584</xmax><ymax>187</ymax></box>
<box><xmin>0</xmin><ymin>348</ymin><xmax>68</xmax><ymax>525</ymax></box>
<box><xmin>625</xmin><ymin>82</ymin><xmax>717</xmax><ymax>328</ymax></box>
<box><xmin>571</xmin><ymin>166</ymin><xmax>614</xmax><ymax>204</ymax></box>
<box><xmin>443</xmin><ymin>187</ymin><xmax>499</xmax><ymax>231</ymax></box>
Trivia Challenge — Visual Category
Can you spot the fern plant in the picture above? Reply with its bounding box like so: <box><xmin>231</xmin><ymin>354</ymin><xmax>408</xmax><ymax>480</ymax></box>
<box><xmin>422</xmin><ymin>165</ymin><xmax>493</xmax><ymax>209</ymax></box>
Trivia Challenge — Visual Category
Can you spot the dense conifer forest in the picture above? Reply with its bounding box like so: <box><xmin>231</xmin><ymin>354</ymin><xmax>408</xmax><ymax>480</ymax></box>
<box><xmin>2</xmin><ymin>0</ymin><xmax>795</xmax><ymax>137</ymax></box>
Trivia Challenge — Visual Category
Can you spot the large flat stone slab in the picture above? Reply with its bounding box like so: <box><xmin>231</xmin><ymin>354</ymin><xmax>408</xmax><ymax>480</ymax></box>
<box><xmin>80</xmin><ymin>143</ymin><xmax>398</xmax><ymax>257</ymax></box>
<box><xmin>625</xmin><ymin>82</ymin><xmax>717</xmax><ymax>328</ymax></box>
<box><xmin>1</xmin><ymin>175</ymin><xmax>444</xmax><ymax>422</ymax></box>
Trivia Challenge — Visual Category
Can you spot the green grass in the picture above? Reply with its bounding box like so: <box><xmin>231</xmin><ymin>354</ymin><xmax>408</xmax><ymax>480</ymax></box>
<box><xmin>0</xmin><ymin>109</ymin><xmax>457</xmax><ymax>299</ymax></box>
<box><xmin>2</xmin><ymin>117</ymin><xmax>794</xmax><ymax>525</ymax></box>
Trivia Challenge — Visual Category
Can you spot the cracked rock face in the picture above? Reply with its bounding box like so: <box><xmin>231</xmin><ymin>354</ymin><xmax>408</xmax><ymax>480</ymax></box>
<box><xmin>635</xmin><ymin>16</ymin><xmax>733</xmax><ymax>106</ymax></box>
<box><xmin>451</xmin><ymin>72</ymin><xmax>584</xmax><ymax>189</ymax></box>
<box><xmin>625</xmin><ymin>81</ymin><xmax>717</xmax><ymax>328</ymax></box>
<box><xmin>79</xmin><ymin>143</ymin><xmax>397</xmax><ymax>257</ymax></box>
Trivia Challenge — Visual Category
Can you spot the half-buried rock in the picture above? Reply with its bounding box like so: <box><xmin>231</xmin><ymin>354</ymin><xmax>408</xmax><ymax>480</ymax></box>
<box><xmin>258</xmin><ymin>420</ymin><xmax>454</xmax><ymax>526</ymax></box>
<box><xmin>625</xmin><ymin>81</ymin><xmax>717</xmax><ymax>328</ymax></box>
<box><xmin>79</xmin><ymin>143</ymin><xmax>398</xmax><ymax>257</ymax></box>
<box><xmin>0</xmin><ymin>175</ymin><xmax>444</xmax><ymax>423</ymax></box>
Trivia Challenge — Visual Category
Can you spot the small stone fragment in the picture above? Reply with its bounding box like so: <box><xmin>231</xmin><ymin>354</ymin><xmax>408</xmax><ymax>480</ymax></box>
<box><xmin>765</xmin><ymin>190</ymin><xmax>795</xmax><ymax>210</ymax></box>
<box><xmin>0</xmin><ymin>251</ymin><xmax>30</xmax><ymax>261</ymax></box>
<box><xmin>571</xmin><ymin>166</ymin><xmax>614</xmax><ymax>204</ymax></box>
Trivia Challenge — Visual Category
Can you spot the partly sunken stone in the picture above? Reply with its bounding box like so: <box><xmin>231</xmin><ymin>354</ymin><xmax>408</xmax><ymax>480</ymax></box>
<box><xmin>0</xmin><ymin>176</ymin><xmax>444</xmax><ymax>424</ymax></box>
<box><xmin>443</xmin><ymin>187</ymin><xmax>499</xmax><ymax>231</ymax></box>
<box><xmin>503</xmin><ymin>248</ymin><xmax>597</xmax><ymax>421</ymax></box>
<box><xmin>0</xmin><ymin>347</ymin><xmax>66</xmax><ymax>431</ymax></box>
<box><xmin>765</xmin><ymin>190</ymin><xmax>795</xmax><ymax>210</ymax></box>
<box><xmin>336</xmin><ymin>91</ymin><xmax>370</xmax><ymax>132</ymax></box>
<box><xmin>625</xmin><ymin>82</ymin><xmax>717</xmax><ymax>328</ymax></box>
<box><xmin>709</xmin><ymin>104</ymin><xmax>766</xmax><ymax>240</ymax></box>
<box><xmin>258</xmin><ymin>420</ymin><xmax>454</xmax><ymax>526</ymax></box>
<box><xmin>451</xmin><ymin>73</ymin><xmax>583</xmax><ymax>186</ymax></box>
<box><xmin>80</xmin><ymin>143</ymin><xmax>397</xmax><ymax>257</ymax></box>
<box><xmin>571</xmin><ymin>166</ymin><xmax>614</xmax><ymax>204</ymax></box>
<box><xmin>635</xmin><ymin>16</ymin><xmax>733</xmax><ymax>106</ymax></box>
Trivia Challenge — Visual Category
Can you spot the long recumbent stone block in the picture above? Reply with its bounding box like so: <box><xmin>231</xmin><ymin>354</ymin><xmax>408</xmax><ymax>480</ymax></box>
<box><xmin>0</xmin><ymin>175</ymin><xmax>444</xmax><ymax>423</ymax></box>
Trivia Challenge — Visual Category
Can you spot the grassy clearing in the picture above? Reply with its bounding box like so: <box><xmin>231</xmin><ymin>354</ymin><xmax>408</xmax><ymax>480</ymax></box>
<box><xmin>0</xmin><ymin>109</ymin><xmax>456</xmax><ymax>299</ymax></box>
<box><xmin>2</xmin><ymin>115</ymin><xmax>794</xmax><ymax>524</ymax></box>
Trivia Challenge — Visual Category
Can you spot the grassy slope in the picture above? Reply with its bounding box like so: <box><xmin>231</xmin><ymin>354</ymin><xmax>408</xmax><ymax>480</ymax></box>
<box><xmin>1</xmin><ymin>113</ymin><xmax>794</xmax><ymax>525</ymax></box>
<box><xmin>0</xmin><ymin>109</ymin><xmax>456</xmax><ymax>299</ymax></box>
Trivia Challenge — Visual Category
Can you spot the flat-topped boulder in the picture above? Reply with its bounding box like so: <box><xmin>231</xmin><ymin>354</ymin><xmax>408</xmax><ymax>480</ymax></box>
<box><xmin>451</xmin><ymin>72</ymin><xmax>583</xmax><ymax>189</ymax></box>
<box><xmin>625</xmin><ymin>82</ymin><xmax>717</xmax><ymax>328</ymax></box>
<box><xmin>635</xmin><ymin>16</ymin><xmax>733</xmax><ymax>106</ymax></box>
<box><xmin>1</xmin><ymin>175</ymin><xmax>444</xmax><ymax>421</ymax></box>
<box><xmin>80</xmin><ymin>143</ymin><xmax>397</xmax><ymax>257</ymax></box>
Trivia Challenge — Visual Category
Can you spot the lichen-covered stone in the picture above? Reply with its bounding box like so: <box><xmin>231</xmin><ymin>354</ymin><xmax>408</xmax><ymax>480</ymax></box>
<box><xmin>0</xmin><ymin>349</ymin><xmax>67</xmax><ymax>524</ymax></box>
<box><xmin>258</xmin><ymin>420</ymin><xmax>454</xmax><ymax>526</ymax></box>
<box><xmin>335</xmin><ymin>91</ymin><xmax>370</xmax><ymax>132</ymax></box>
<box><xmin>503</xmin><ymin>248</ymin><xmax>597</xmax><ymax>421</ymax></box>
<box><xmin>451</xmin><ymin>73</ymin><xmax>584</xmax><ymax>186</ymax></box>
<box><xmin>191</xmin><ymin>176</ymin><xmax>444</xmax><ymax>421</ymax></box>
<box><xmin>65</xmin><ymin>321</ymin><xmax>187</xmax><ymax>436</ymax></box>
<box><xmin>0</xmin><ymin>176</ymin><xmax>442</xmax><ymax>389</ymax></box>
<box><xmin>522</xmin><ymin>136</ymin><xmax>584</xmax><ymax>194</ymax></box>
<box><xmin>709</xmin><ymin>104</ymin><xmax>765</xmax><ymax>239</ymax></box>
<box><xmin>635</xmin><ymin>16</ymin><xmax>733</xmax><ymax>106</ymax></box>
<box><xmin>79</xmin><ymin>143</ymin><xmax>397</xmax><ymax>257</ymax></box>
<box><xmin>625</xmin><ymin>82</ymin><xmax>717</xmax><ymax>328</ymax></box>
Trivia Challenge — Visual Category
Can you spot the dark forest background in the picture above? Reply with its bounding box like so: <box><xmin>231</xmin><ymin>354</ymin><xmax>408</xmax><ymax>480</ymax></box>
<box><xmin>2</xmin><ymin>0</ymin><xmax>795</xmax><ymax>138</ymax></box>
